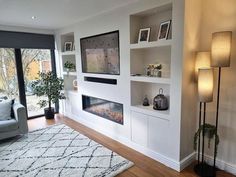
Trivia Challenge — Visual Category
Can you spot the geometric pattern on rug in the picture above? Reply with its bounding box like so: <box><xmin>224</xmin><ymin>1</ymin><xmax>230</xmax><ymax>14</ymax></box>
<box><xmin>0</xmin><ymin>124</ymin><xmax>134</xmax><ymax>177</ymax></box>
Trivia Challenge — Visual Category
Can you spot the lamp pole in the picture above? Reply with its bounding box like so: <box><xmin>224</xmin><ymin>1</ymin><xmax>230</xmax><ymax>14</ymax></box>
<box><xmin>198</xmin><ymin>102</ymin><xmax>202</xmax><ymax>165</ymax></box>
<box><xmin>213</xmin><ymin>67</ymin><xmax>221</xmax><ymax>168</ymax></box>
<box><xmin>201</xmin><ymin>102</ymin><xmax>206</xmax><ymax>176</ymax></box>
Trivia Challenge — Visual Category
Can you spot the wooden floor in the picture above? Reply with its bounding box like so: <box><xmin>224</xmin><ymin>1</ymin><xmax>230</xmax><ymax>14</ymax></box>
<box><xmin>28</xmin><ymin>114</ymin><xmax>235</xmax><ymax>177</ymax></box>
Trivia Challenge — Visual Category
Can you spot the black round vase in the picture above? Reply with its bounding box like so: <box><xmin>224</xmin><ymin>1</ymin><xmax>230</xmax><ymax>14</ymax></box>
<box><xmin>44</xmin><ymin>107</ymin><xmax>55</xmax><ymax>119</ymax></box>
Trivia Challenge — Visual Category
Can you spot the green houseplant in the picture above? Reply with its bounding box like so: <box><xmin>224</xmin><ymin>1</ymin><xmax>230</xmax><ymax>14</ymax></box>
<box><xmin>64</xmin><ymin>61</ymin><xmax>76</xmax><ymax>72</ymax></box>
<box><xmin>32</xmin><ymin>71</ymin><xmax>66</xmax><ymax>119</ymax></box>
<box><xmin>194</xmin><ymin>123</ymin><xmax>220</xmax><ymax>155</ymax></box>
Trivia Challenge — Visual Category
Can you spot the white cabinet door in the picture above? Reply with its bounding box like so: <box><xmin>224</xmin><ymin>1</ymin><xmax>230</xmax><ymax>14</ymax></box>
<box><xmin>148</xmin><ymin>116</ymin><xmax>169</xmax><ymax>155</ymax></box>
<box><xmin>131</xmin><ymin>111</ymin><xmax>148</xmax><ymax>147</ymax></box>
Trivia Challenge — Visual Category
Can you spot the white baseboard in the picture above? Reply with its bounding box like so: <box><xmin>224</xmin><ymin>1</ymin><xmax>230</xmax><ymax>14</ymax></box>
<box><xmin>180</xmin><ymin>152</ymin><xmax>196</xmax><ymax>171</ymax></box>
<box><xmin>199</xmin><ymin>154</ymin><xmax>236</xmax><ymax>176</ymax></box>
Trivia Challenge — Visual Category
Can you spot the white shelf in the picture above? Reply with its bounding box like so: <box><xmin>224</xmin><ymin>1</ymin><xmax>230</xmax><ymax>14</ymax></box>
<box><xmin>63</xmin><ymin>72</ymin><xmax>77</xmax><ymax>76</ymax></box>
<box><xmin>61</xmin><ymin>51</ymin><xmax>76</xmax><ymax>56</ymax></box>
<box><xmin>131</xmin><ymin>105</ymin><xmax>170</xmax><ymax>120</ymax></box>
<box><xmin>130</xmin><ymin>40</ymin><xmax>172</xmax><ymax>50</ymax></box>
<box><xmin>130</xmin><ymin>76</ymin><xmax>170</xmax><ymax>84</ymax></box>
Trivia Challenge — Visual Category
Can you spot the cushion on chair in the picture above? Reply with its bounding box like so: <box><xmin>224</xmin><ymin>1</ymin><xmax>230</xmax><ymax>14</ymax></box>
<box><xmin>0</xmin><ymin>96</ymin><xmax>8</xmax><ymax>102</ymax></box>
<box><xmin>0</xmin><ymin>119</ymin><xmax>18</xmax><ymax>132</ymax></box>
<box><xmin>0</xmin><ymin>100</ymin><xmax>12</xmax><ymax>121</ymax></box>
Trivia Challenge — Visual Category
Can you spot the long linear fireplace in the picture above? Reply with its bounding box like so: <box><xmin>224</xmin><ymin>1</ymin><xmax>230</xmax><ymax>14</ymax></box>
<box><xmin>82</xmin><ymin>95</ymin><xmax>123</xmax><ymax>124</ymax></box>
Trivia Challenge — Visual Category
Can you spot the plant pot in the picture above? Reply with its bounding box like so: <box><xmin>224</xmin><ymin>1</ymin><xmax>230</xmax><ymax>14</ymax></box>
<box><xmin>44</xmin><ymin>107</ymin><xmax>55</xmax><ymax>119</ymax></box>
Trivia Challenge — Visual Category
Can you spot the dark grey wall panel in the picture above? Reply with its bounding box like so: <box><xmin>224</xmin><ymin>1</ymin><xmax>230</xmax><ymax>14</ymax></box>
<box><xmin>0</xmin><ymin>30</ymin><xmax>55</xmax><ymax>49</ymax></box>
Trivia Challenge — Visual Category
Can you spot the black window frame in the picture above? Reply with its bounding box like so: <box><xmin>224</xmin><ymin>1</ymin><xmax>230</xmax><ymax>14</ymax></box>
<box><xmin>14</xmin><ymin>48</ymin><xmax>58</xmax><ymax>119</ymax></box>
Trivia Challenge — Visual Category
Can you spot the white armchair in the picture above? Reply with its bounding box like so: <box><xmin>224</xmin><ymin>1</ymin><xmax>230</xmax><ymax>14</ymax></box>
<box><xmin>0</xmin><ymin>103</ymin><xmax>28</xmax><ymax>140</ymax></box>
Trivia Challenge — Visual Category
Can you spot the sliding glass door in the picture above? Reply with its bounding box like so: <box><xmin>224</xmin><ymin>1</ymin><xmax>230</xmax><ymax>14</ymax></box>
<box><xmin>21</xmin><ymin>49</ymin><xmax>53</xmax><ymax>117</ymax></box>
<box><xmin>0</xmin><ymin>48</ymin><xmax>19</xmax><ymax>101</ymax></box>
<box><xmin>0</xmin><ymin>48</ymin><xmax>56</xmax><ymax>118</ymax></box>
<box><xmin>0</xmin><ymin>31</ymin><xmax>56</xmax><ymax>119</ymax></box>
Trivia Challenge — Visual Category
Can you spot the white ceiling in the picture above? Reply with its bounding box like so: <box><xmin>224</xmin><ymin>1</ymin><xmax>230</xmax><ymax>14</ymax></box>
<box><xmin>0</xmin><ymin>0</ymin><xmax>137</xmax><ymax>30</ymax></box>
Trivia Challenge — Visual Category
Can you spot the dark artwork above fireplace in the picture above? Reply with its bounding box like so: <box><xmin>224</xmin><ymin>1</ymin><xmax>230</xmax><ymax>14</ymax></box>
<box><xmin>82</xmin><ymin>95</ymin><xmax>123</xmax><ymax>125</ymax></box>
<box><xmin>80</xmin><ymin>31</ymin><xmax>120</xmax><ymax>75</ymax></box>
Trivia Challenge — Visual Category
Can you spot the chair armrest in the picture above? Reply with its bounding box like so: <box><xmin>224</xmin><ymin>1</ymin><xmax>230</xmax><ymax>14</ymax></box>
<box><xmin>13</xmin><ymin>103</ymin><xmax>28</xmax><ymax>134</ymax></box>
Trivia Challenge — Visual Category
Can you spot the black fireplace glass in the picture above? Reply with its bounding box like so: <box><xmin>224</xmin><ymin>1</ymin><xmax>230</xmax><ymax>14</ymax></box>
<box><xmin>82</xmin><ymin>95</ymin><xmax>123</xmax><ymax>124</ymax></box>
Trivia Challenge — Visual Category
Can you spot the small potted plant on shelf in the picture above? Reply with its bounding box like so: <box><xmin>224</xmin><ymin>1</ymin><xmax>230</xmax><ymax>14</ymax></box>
<box><xmin>31</xmin><ymin>71</ymin><xmax>66</xmax><ymax>119</ymax></box>
<box><xmin>64</xmin><ymin>61</ymin><xmax>76</xmax><ymax>74</ymax></box>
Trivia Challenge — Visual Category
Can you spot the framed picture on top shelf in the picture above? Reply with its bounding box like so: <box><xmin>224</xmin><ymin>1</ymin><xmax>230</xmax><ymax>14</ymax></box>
<box><xmin>157</xmin><ymin>20</ymin><xmax>171</xmax><ymax>40</ymax></box>
<box><xmin>64</xmin><ymin>42</ymin><xmax>73</xmax><ymax>52</ymax></box>
<box><xmin>138</xmin><ymin>28</ymin><xmax>150</xmax><ymax>43</ymax></box>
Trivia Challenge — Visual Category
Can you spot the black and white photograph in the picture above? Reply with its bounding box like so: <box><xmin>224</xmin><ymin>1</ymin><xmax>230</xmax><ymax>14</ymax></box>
<box><xmin>64</xmin><ymin>41</ymin><xmax>73</xmax><ymax>51</ymax></box>
<box><xmin>157</xmin><ymin>20</ymin><xmax>171</xmax><ymax>40</ymax></box>
<box><xmin>138</xmin><ymin>28</ymin><xmax>151</xmax><ymax>42</ymax></box>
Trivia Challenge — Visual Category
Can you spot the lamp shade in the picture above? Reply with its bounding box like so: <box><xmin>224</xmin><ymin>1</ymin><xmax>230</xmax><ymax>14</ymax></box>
<box><xmin>211</xmin><ymin>31</ymin><xmax>232</xmax><ymax>67</ymax></box>
<box><xmin>195</xmin><ymin>52</ymin><xmax>211</xmax><ymax>78</ymax></box>
<box><xmin>198</xmin><ymin>68</ymin><xmax>214</xmax><ymax>103</ymax></box>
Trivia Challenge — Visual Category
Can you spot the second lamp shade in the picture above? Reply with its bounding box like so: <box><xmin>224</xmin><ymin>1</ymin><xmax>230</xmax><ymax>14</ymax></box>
<box><xmin>211</xmin><ymin>31</ymin><xmax>232</xmax><ymax>67</ymax></box>
<box><xmin>198</xmin><ymin>68</ymin><xmax>214</xmax><ymax>103</ymax></box>
<box><xmin>195</xmin><ymin>52</ymin><xmax>211</xmax><ymax>79</ymax></box>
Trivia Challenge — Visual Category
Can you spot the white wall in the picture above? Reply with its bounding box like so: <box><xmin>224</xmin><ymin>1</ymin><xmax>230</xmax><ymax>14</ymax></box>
<box><xmin>180</xmin><ymin>0</ymin><xmax>202</xmax><ymax>160</ymax></box>
<box><xmin>56</xmin><ymin>0</ymin><xmax>188</xmax><ymax>171</ymax></box>
<box><xmin>198</xmin><ymin>0</ymin><xmax>236</xmax><ymax>173</ymax></box>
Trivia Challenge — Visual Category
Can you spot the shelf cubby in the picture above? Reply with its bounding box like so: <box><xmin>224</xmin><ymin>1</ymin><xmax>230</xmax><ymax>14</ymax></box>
<box><xmin>130</xmin><ymin>46</ymin><xmax>171</xmax><ymax>78</ymax></box>
<box><xmin>63</xmin><ymin>74</ymin><xmax>77</xmax><ymax>91</ymax></box>
<box><xmin>62</xmin><ymin>55</ymin><xmax>76</xmax><ymax>73</ymax></box>
<box><xmin>130</xmin><ymin>3</ymin><xmax>172</xmax><ymax>44</ymax></box>
<box><xmin>60</xmin><ymin>32</ymin><xmax>75</xmax><ymax>52</ymax></box>
<box><xmin>131</xmin><ymin>81</ymin><xmax>170</xmax><ymax>116</ymax></box>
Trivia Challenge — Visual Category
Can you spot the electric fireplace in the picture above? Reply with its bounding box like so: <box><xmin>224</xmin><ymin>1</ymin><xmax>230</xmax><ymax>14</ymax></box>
<box><xmin>82</xmin><ymin>95</ymin><xmax>123</xmax><ymax>124</ymax></box>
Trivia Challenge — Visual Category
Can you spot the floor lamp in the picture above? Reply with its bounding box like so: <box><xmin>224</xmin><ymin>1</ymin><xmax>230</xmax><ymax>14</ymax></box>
<box><xmin>211</xmin><ymin>31</ymin><xmax>232</xmax><ymax>169</ymax></box>
<box><xmin>195</xmin><ymin>52</ymin><xmax>211</xmax><ymax>165</ymax></box>
<box><xmin>194</xmin><ymin>68</ymin><xmax>214</xmax><ymax>177</ymax></box>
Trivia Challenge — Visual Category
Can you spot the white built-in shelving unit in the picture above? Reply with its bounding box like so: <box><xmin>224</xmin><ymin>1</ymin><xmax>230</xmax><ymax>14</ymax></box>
<box><xmin>59</xmin><ymin>32</ymin><xmax>79</xmax><ymax>116</ymax></box>
<box><xmin>60</xmin><ymin>32</ymin><xmax>77</xmax><ymax>93</ymax></box>
<box><xmin>130</xmin><ymin>3</ymin><xmax>172</xmax><ymax>121</ymax></box>
<box><xmin>56</xmin><ymin>1</ymin><xmax>190</xmax><ymax>170</ymax></box>
<box><xmin>129</xmin><ymin>3</ymin><xmax>175</xmax><ymax>150</ymax></box>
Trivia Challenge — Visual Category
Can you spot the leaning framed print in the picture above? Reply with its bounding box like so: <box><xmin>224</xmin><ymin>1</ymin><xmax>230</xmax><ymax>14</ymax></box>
<box><xmin>138</xmin><ymin>28</ymin><xmax>151</xmax><ymax>43</ymax></box>
<box><xmin>64</xmin><ymin>42</ymin><xmax>73</xmax><ymax>51</ymax></box>
<box><xmin>157</xmin><ymin>20</ymin><xmax>171</xmax><ymax>40</ymax></box>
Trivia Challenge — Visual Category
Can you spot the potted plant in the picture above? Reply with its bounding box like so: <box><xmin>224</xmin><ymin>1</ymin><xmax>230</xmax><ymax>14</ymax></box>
<box><xmin>32</xmin><ymin>71</ymin><xmax>66</xmax><ymax>119</ymax></box>
<box><xmin>194</xmin><ymin>123</ymin><xmax>220</xmax><ymax>155</ymax></box>
<box><xmin>64</xmin><ymin>61</ymin><xmax>76</xmax><ymax>73</ymax></box>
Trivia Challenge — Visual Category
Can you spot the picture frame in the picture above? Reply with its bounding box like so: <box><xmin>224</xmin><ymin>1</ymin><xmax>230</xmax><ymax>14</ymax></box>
<box><xmin>64</xmin><ymin>42</ymin><xmax>73</xmax><ymax>52</ymax></box>
<box><xmin>157</xmin><ymin>20</ymin><xmax>171</xmax><ymax>40</ymax></box>
<box><xmin>138</xmin><ymin>28</ymin><xmax>151</xmax><ymax>43</ymax></box>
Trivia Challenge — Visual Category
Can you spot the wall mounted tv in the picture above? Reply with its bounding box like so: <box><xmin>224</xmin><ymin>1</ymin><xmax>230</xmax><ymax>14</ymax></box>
<box><xmin>80</xmin><ymin>30</ymin><xmax>120</xmax><ymax>75</ymax></box>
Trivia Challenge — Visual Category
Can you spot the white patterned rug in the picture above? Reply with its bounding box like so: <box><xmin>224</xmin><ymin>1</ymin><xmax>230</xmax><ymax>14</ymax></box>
<box><xmin>0</xmin><ymin>124</ymin><xmax>134</xmax><ymax>177</ymax></box>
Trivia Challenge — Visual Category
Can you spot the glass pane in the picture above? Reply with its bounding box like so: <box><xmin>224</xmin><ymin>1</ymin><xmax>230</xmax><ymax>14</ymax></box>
<box><xmin>21</xmin><ymin>49</ymin><xmax>52</xmax><ymax>117</ymax></box>
<box><xmin>0</xmin><ymin>48</ymin><xmax>19</xmax><ymax>101</ymax></box>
